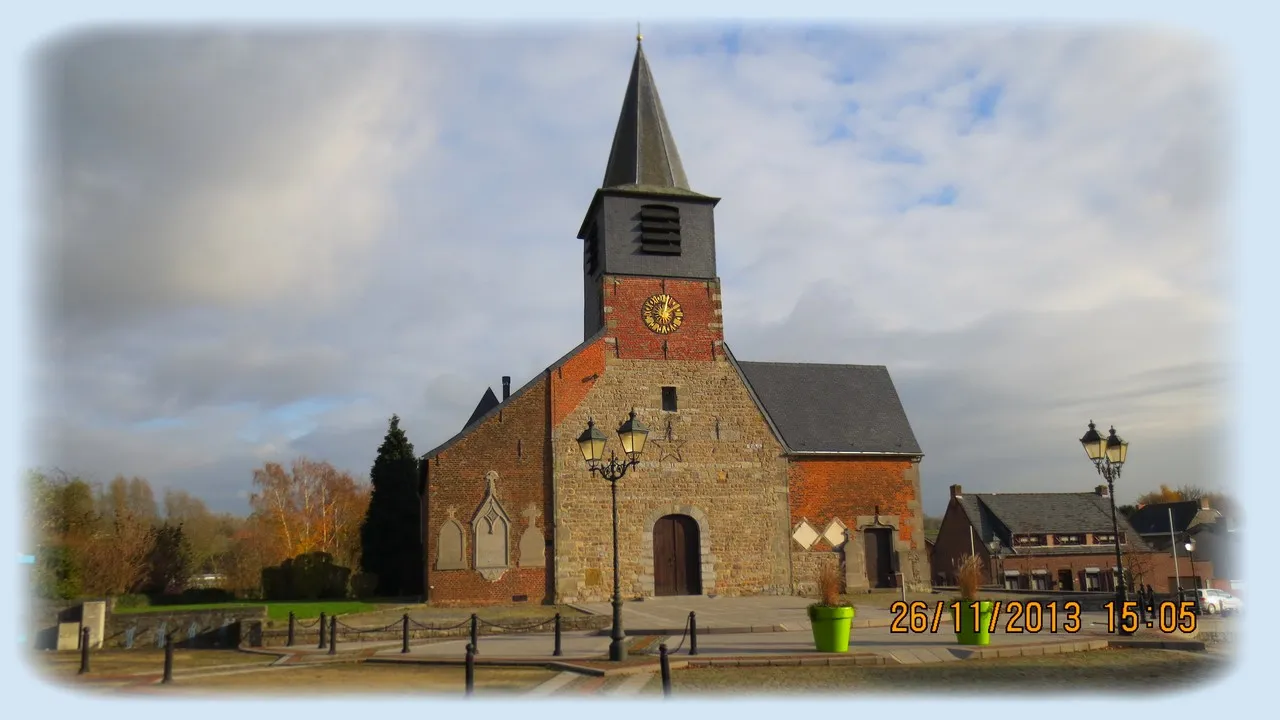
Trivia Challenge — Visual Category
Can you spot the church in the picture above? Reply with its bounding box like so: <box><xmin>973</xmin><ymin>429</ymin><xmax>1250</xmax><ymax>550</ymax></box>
<box><xmin>418</xmin><ymin>37</ymin><xmax>928</xmax><ymax>606</ymax></box>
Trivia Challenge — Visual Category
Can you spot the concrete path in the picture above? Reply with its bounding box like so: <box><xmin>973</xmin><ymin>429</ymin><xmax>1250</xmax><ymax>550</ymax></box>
<box><xmin>570</xmin><ymin>595</ymin><xmax>899</xmax><ymax>632</ymax></box>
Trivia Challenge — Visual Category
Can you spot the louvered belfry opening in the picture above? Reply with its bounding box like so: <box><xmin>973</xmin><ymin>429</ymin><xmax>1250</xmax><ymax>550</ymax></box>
<box><xmin>584</xmin><ymin>226</ymin><xmax>601</xmax><ymax>274</ymax></box>
<box><xmin>638</xmin><ymin>203</ymin><xmax>681</xmax><ymax>254</ymax></box>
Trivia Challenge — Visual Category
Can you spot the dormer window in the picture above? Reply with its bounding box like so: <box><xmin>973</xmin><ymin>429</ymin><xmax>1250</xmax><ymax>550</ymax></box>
<box><xmin>638</xmin><ymin>204</ymin><xmax>681</xmax><ymax>255</ymax></box>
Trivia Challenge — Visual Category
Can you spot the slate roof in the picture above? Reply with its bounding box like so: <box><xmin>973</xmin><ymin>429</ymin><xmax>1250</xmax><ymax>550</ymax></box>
<box><xmin>463</xmin><ymin>388</ymin><xmax>500</xmax><ymax>430</ymax></box>
<box><xmin>420</xmin><ymin>327</ymin><xmax>609</xmax><ymax>471</ymax></box>
<box><xmin>1127</xmin><ymin>500</ymin><xmax>1221</xmax><ymax>536</ymax></box>
<box><xmin>732</xmin><ymin>356</ymin><xmax>922</xmax><ymax>455</ymax></box>
<box><xmin>601</xmin><ymin>38</ymin><xmax>695</xmax><ymax>193</ymax></box>
<box><xmin>951</xmin><ymin>492</ymin><xmax>1152</xmax><ymax>554</ymax></box>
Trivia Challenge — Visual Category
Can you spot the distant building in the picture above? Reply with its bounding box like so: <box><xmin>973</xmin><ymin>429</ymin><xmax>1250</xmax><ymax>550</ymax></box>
<box><xmin>932</xmin><ymin>484</ymin><xmax>1212</xmax><ymax>594</ymax></box>
<box><xmin>1128</xmin><ymin>497</ymin><xmax>1238</xmax><ymax>594</ymax></box>
<box><xmin>186</xmin><ymin>573</ymin><xmax>227</xmax><ymax>590</ymax></box>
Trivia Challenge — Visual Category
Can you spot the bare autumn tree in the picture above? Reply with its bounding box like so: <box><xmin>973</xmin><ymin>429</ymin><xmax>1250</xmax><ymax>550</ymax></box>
<box><xmin>81</xmin><ymin>475</ymin><xmax>158</xmax><ymax>595</ymax></box>
<box><xmin>164</xmin><ymin>489</ymin><xmax>233</xmax><ymax>574</ymax></box>
<box><xmin>249</xmin><ymin>458</ymin><xmax>370</xmax><ymax>572</ymax></box>
<box><xmin>1123</xmin><ymin>546</ymin><xmax>1157</xmax><ymax>591</ymax></box>
<box><xmin>1136</xmin><ymin>484</ymin><xmax>1184</xmax><ymax>506</ymax></box>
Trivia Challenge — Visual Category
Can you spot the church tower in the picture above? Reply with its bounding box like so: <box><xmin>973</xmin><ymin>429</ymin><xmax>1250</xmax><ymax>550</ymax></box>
<box><xmin>578</xmin><ymin>36</ymin><xmax>724</xmax><ymax>362</ymax></box>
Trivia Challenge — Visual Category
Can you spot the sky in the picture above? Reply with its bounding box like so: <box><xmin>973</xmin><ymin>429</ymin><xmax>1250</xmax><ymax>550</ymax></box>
<box><xmin>26</xmin><ymin>24</ymin><xmax>1230</xmax><ymax>517</ymax></box>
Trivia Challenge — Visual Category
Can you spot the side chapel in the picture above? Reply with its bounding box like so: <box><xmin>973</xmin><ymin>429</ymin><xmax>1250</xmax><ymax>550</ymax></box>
<box><xmin>418</xmin><ymin>37</ymin><xmax>928</xmax><ymax>605</ymax></box>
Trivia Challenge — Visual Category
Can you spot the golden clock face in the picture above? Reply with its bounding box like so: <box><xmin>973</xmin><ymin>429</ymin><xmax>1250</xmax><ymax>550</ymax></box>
<box><xmin>642</xmin><ymin>293</ymin><xmax>684</xmax><ymax>334</ymax></box>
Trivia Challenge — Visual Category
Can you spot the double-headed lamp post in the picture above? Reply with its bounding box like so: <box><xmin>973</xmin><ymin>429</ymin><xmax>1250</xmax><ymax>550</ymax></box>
<box><xmin>1080</xmin><ymin>420</ymin><xmax>1132</xmax><ymax>636</ymax></box>
<box><xmin>576</xmin><ymin>409</ymin><xmax>650</xmax><ymax>662</ymax></box>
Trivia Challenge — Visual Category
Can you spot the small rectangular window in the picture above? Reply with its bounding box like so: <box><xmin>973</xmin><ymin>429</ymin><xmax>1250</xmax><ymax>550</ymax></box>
<box><xmin>661</xmin><ymin>386</ymin><xmax>677</xmax><ymax>412</ymax></box>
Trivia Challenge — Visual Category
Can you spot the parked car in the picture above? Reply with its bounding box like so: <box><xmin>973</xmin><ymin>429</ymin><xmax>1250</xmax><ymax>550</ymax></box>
<box><xmin>1187</xmin><ymin>588</ymin><xmax>1242</xmax><ymax>615</ymax></box>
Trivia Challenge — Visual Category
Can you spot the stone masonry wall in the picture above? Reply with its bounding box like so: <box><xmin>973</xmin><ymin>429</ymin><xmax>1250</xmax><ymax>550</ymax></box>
<box><xmin>424</xmin><ymin>375</ymin><xmax>552</xmax><ymax>606</ymax></box>
<box><xmin>551</xmin><ymin>355</ymin><xmax>792</xmax><ymax>603</ymax></box>
<box><xmin>788</xmin><ymin>457</ymin><xmax>927</xmax><ymax>593</ymax></box>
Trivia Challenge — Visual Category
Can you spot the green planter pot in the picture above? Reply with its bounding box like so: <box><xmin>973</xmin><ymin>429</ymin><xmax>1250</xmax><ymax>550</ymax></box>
<box><xmin>952</xmin><ymin>600</ymin><xmax>994</xmax><ymax>646</ymax></box>
<box><xmin>808</xmin><ymin>605</ymin><xmax>855</xmax><ymax>653</ymax></box>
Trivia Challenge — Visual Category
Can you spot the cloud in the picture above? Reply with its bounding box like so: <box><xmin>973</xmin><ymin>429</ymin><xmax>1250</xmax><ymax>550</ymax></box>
<box><xmin>27</xmin><ymin>25</ymin><xmax>1228</xmax><ymax>515</ymax></box>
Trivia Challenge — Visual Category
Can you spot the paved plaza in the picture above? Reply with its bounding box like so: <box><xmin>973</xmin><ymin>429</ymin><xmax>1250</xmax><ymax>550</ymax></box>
<box><xmin>269</xmin><ymin>594</ymin><xmax>1204</xmax><ymax>668</ymax></box>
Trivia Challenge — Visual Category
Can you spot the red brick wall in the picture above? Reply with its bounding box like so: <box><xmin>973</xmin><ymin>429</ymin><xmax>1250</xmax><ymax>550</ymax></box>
<box><xmin>424</xmin><ymin>375</ymin><xmax>551</xmax><ymax>606</ymax></box>
<box><xmin>602</xmin><ymin>276</ymin><xmax>723</xmax><ymax>362</ymax></box>
<box><xmin>996</xmin><ymin>553</ymin><xmax>1215</xmax><ymax>594</ymax></box>
<box><xmin>931</xmin><ymin>498</ymin><xmax>992</xmax><ymax>583</ymax></box>
<box><xmin>550</xmin><ymin>338</ymin><xmax>607</xmax><ymax>427</ymax></box>
<box><xmin>788</xmin><ymin>457</ymin><xmax>919</xmax><ymax>544</ymax></box>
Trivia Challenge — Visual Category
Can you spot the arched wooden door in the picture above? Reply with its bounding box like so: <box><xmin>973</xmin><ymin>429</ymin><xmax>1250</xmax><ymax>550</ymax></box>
<box><xmin>653</xmin><ymin>514</ymin><xmax>702</xmax><ymax>596</ymax></box>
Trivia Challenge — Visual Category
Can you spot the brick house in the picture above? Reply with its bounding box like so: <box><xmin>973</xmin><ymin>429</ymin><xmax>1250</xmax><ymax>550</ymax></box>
<box><xmin>1127</xmin><ymin>498</ymin><xmax>1235</xmax><ymax>593</ymax></box>
<box><xmin>932</xmin><ymin>484</ymin><xmax>1209</xmax><ymax>594</ymax></box>
<box><xmin>416</xmin><ymin>39</ymin><xmax>927</xmax><ymax>606</ymax></box>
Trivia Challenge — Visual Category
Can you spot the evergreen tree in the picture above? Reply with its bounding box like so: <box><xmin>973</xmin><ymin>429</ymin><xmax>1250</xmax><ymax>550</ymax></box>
<box><xmin>359</xmin><ymin>415</ymin><xmax>423</xmax><ymax>597</ymax></box>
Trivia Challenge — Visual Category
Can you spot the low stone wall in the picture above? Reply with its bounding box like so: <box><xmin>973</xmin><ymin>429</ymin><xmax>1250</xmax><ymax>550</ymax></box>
<box><xmin>31</xmin><ymin>603</ymin><xmax>268</xmax><ymax>650</ymax></box>
<box><xmin>104</xmin><ymin>607</ymin><xmax>268</xmax><ymax>649</ymax></box>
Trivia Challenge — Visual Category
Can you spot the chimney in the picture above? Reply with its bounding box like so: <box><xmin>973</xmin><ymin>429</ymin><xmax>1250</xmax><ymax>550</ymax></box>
<box><xmin>1199</xmin><ymin>497</ymin><xmax>1211</xmax><ymax>511</ymax></box>
<box><xmin>950</xmin><ymin>484</ymin><xmax>963</xmax><ymax>498</ymax></box>
<box><xmin>502</xmin><ymin>376</ymin><xmax>511</xmax><ymax>401</ymax></box>
<box><xmin>1095</xmin><ymin>484</ymin><xmax>1109</xmax><ymax>497</ymax></box>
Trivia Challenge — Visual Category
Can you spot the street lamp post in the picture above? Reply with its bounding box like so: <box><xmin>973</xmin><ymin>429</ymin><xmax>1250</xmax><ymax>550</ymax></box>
<box><xmin>1184</xmin><ymin>537</ymin><xmax>1198</xmax><ymax>590</ymax></box>
<box><xmin>576</xmin><ymin>409</ymin><xmax>650</xmax><ymax>662</ymax></box>
<box><xmin>987</xmin><ymin>540</ymin><xmax>1002</xmax><ymax>588</ymax></box>
<box><xmin>1079</xmin><ymin>420</ymin><xmax>1132</xmax><ymax>636</ymax></box>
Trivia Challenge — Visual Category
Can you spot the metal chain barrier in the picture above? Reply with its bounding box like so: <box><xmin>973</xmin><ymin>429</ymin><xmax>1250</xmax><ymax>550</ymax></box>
<box><xmin>649</xmin><ymin>612</ymin><xmax>693</xmax><ymax>655</ymax></box>
<box><xmin>475</xmin><ymin>616</ymin><xmax>557</xmax><ymax>633</ymax></box>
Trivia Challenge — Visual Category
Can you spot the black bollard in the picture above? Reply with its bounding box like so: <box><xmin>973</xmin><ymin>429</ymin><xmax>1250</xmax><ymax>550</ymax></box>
<box><xmin>402</xmin><ymin>614</ymin><xmax>410</xmax><ymax>654</ymax></box>
<box><xmin>287</xmin><ymin>611</ymin><xmax>296</xmax><ymax>646</ymax></box>
<box><xmin>464</xmin><ymin>643</ymin><xmax>475</xmax><ymax>697</ymax></box>
<box><xmin>78</xmin><ymin>627</ymin><xmax>90</xmax><ymax>675</ymax></box>
<box><xmin>689</xmin><ymin>611</ymin><xmax>698</xmax><ymax>656</ymax></box>
<box><xmin>659</xmin><ymin>643</ymin><xmax>672</xmax><ymax>698</ymax></box>
<box><xmin>328</xmin><ymin>615</ymin><xmax>337</xmax><ymax>655</ymax></box>
<box><xmin>553</xmin><ymin>613</ymin><xmax>562</xmax><ymax>657</ymax></box>
<box><xmin>162</xmin><ymin>634</ymin><xmax>174</xmax><ymax>684</ymax></box>
<box><xmin>470</xmin><ymin>614</ymin><xmax>479</xmax><ymax>655</ymax></box>
<box><xmin>318</xmin><ymin>612</ymin><xmax>327</xmax><ymax>649</ymax></box>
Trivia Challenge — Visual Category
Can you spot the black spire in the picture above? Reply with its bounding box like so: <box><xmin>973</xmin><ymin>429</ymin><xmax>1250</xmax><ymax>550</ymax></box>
<box><xmin>600</xmin><ymin>36</ymin><xmax>691</xmax><ymax>192</ymax></box>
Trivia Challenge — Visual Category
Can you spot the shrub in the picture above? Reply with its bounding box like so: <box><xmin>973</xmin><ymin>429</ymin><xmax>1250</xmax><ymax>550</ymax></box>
<box><xmin>349</xmin><ymin>572</ymin><xmax>378</xmax><ymax>600</ymax></box>
<box><xmin>817</xmin><ymin>562</ymin><xmax>843</xmax><ymax>606</ymax></box>
<box><xmin>957</xmin><ymin>554</ymin><xmax>984</xmax><ymax>600</ymax></box>
<box><xmin>113</xmin><ymin>593</ymin><xmax>150</xmax><ymax>610</ymax></box>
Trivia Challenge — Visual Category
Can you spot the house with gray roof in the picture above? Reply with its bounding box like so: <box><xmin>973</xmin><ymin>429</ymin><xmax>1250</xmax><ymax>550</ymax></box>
<box><xmin>931</xmin><ymin>483</ymin><xmax>1211</xmax><ymax>594</ymax></box>
<box><xmin>418</xmin><ymin>36</ymin><xmax>927</xmax><ymax>606</ymax></box>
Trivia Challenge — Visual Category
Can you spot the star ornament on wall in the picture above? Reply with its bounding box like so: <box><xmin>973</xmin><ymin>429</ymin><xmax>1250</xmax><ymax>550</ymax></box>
<box><xmin>651</xmin><ymin>420</ymin><xmax>684</xmax><ymax>462</ymax></box>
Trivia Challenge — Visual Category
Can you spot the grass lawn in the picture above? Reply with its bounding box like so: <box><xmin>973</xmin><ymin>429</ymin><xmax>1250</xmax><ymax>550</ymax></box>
<box><xmin>113</xmin><ymin>601</ymin><xmax>384</xmax><ymax>621</ymax></box>
<box><xmin>640</xmin><ymin>648</ymin><xmax>1233</xmax><ymax>695</ymax></box>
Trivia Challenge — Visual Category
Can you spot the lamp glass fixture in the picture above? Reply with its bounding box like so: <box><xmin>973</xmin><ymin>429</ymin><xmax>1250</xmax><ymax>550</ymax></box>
<box><xmin>616</xmin><ymin>409</ymin><xmax>650</xmax><ymax>459</ymax></box>
<box><xmin>576</xmin><ymin>419</ymin><xmax>607</xmax><ymax>464</ymax></box>
<box><xmin>1080</xmin><ymin>421</ymin><xmax>1106</xmax><ymax>461</ymax></box>
<box><xmin>1105</xmin><ymin>427</ymin><xmax>1128</xmax><ymax>465</ymax></box>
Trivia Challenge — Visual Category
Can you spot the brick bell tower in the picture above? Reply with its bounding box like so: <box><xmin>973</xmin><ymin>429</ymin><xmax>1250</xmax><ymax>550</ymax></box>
<box><xmin>577</xmin><ymin>35</ymin><xmax>725</xmax><ymax>362</ymax></box>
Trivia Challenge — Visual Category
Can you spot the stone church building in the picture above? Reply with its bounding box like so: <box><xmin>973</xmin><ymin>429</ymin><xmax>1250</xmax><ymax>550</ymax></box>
<box><xmin>418</xmin><ymin>38</ymin><xmax>928</xmax><ymax>606</ymax></box>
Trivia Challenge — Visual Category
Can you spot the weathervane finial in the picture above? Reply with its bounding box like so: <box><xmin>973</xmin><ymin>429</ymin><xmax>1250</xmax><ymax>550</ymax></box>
<box><xmin>637</xmin><ymin>22</ymin><xmax>643</xmax><ymax>43</ymax></box>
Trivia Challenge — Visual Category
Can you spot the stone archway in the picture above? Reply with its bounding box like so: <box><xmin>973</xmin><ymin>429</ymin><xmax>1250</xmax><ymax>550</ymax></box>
<box><xmin>641</xmin><ymin>505</ymin><xmax>714</xmax><ymax>597</ymax></box>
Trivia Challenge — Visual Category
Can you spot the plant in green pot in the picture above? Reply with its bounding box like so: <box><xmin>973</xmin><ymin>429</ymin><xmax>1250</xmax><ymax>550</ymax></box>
<box><xmin>807</xmin><ymin>563</ymin><xmax>855</xmax><ymax>652</ymax></box>
<box><xmin>952</xmin><ymin>554</ymin><xmax>994</xmax><ymax>646</ymax></box>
